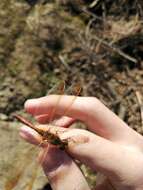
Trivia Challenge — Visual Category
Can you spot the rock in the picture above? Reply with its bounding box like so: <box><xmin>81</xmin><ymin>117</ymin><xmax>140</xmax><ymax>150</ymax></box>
<box><xmin>0</xmin><ymin>113</ymin><xmax>8</xmax><ymax>121</ymax></box>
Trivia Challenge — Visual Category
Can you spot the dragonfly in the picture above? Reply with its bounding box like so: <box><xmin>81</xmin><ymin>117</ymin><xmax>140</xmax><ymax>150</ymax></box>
<box><xmin>4</xmin><ymin>81</ymin><xmax>82</xmax><ymax>190</ymax></box>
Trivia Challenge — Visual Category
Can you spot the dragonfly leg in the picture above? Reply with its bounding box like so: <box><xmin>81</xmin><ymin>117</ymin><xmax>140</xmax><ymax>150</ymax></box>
<box><xmin>38</xmin><ymin>139</ymin><xmax>48</xmax><ymax>148</ymax></box>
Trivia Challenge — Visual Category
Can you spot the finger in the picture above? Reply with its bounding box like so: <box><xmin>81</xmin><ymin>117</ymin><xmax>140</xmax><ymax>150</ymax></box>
<box><xmin>19</xmin><ymin>125</ymin><xmax>125</xmax><ymax>178</ymax></box>
<box><xmin>20</xmin><ymin>126</ymin><xmax>43</xmax><ymax>146</ymax></box>
<box><xmin>25</xmin><ymin>95</ymin><xmax>86</xmax><ymax>120</ymax></box>
<box><xmin>35</xmin><ymin>114</ymin><xmax>61</xmax><ymax>124</ymax></box>
<box><xmin>35</xmin><ymin>114</ymin><xmax>51</xmax><ymax>124</ymax></box>
<box><xmin>19</xmin><ymin>124</ymin><xmax>68</xmax><ymax>146</ymax></box>
<box><xmin>36</xmin><ymin>114</ymin><xmax>76</xmax><ymax>128</ymax></box>
<box><xmin>59</xmin><ymin>128</ymin><xmax>143</xmax><ymax>188</ymax></box>
<box><xmin>38</xmin><ymin>146</ymin><xmax>90</xmax><ymax>190</ymax></box>
<box><xmin>25</xmin><ymin>96</ymin><xmax>143</xmax><ymax>147</ymax></box>
<box><xmin>52</xmin><ymin>116</ymin><xmax>76</xmax><ymax>128</ymax></box>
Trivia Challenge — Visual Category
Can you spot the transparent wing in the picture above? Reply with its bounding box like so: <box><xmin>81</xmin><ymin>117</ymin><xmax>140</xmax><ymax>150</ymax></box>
<box><xmin>48</xmin><ymin>80</ymin><xmax>66</xmax><ymax>123</ymax></box>
<box><xmin>51</xmin><ymin>82</ymin><xmax>82</xmax><ymax>124</ymax></box>
<box><xmin>39</xmin><ymin>81</ymin><xmax>82</xmax><ymax>165</ymax></box>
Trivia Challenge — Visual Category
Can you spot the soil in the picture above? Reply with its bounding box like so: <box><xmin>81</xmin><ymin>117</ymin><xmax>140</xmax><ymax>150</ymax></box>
<box><xmin>0</xmin><ymin>0</ymin><xmax>143</xmax><ymax>189</ymax></box>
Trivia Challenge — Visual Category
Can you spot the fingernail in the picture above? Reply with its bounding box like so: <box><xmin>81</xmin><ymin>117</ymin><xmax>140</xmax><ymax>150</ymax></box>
<box><xmin>20</xmin><ymin>125</ymin><xmax>42</xmax><ymax>145</ymax></box>
<box><xmin>20</xmin><ymin>125</ymin><xmax>32</xmax><ymax>136</ymax></box>
<box><xmin>19</xmin><ymin>126</ymin><xmax>30</xmax><ymax>141</ymax></box>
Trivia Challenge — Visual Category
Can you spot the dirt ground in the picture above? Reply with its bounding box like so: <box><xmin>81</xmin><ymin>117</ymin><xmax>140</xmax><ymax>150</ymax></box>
<box><xmin>0</xmin><ymin>0</ymin><xmax>143</xmax><ymax>189</ymax></box>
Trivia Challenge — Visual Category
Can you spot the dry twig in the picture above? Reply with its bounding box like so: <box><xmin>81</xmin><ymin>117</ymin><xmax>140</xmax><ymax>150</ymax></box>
<box><xmin>82</xmin><ymin>8</ymin><xmax>138</xmax><ymax>63</ymax></box>
<box><xmin>89</xmin><ymin>0</ymin><xmax>101</xmax><ymax>8</ymax></box>
<box><xmin>91</xmin><ymin>35</ymin><xmax>138</xmax><ymax>64</ymax></box>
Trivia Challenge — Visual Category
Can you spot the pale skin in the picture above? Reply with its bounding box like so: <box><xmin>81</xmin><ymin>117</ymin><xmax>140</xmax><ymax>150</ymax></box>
<box><xmin>20</xmin><ymin>95</ymin><xmax>143</xmax><ymax>190</ymax></box>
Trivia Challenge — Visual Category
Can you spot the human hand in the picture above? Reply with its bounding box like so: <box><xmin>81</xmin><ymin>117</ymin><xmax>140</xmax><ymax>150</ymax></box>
<box><xmin>20</xmin><ymin>95</ymin><xmax>143</xmax><ymax>190</ymax></box>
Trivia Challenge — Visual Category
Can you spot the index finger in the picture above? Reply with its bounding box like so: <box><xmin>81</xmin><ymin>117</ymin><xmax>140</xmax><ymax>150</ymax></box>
<box><xmin>25</xmin><ymin>95</ymin><xmax>143</xmax><ymax>147</ymax></box>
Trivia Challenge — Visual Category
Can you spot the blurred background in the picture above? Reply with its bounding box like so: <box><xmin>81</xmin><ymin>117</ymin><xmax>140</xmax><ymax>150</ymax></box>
<box><xmin>0</xmin><ymin>0</ymin><xmax>143</xmax><ymax>189</ymax></box>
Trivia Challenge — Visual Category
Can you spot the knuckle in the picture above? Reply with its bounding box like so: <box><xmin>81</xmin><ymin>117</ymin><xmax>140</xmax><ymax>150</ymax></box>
<box><xmin>86</xmin><ymin>97</ymin><xmax>101</xmax><ymax>108</ymax></box>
